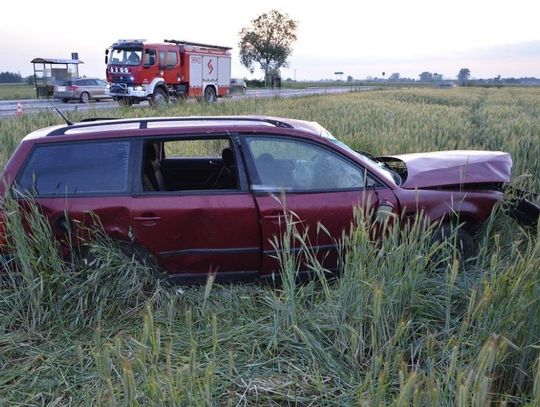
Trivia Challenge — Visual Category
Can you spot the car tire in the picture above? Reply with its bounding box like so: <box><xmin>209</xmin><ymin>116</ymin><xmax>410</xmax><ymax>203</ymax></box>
<box><xmin>150</xmin><ymin>88</ymin><xmax>168</xmax><ymax>107</ymax></box>
<box><xmin>433</xmin><ymin>223</ymin><xmax>475</xmax><ymax>260</ymax></box>
<box><xmin>204</xmin><ymin>86</ymin><xmax>217</xmax><ymax>103</ymax></box>
<box><xmin>75</xmin><ymin>240</ymin><xmax>168</xmax><ymax>293</ymax></box>
<box><xmin>80</xmin><ymin>92</ymin><xmax>90</xmax><ymax>104</ymax></box>
<box><xmin>117</xmin><ymin>97</ymin><xmax>133</xmax><ymax>107</ymax></box>
<box><xmin>61</xmin><ymin>98</ymin><xmax>70</xmax><ymax>103</ymax></box>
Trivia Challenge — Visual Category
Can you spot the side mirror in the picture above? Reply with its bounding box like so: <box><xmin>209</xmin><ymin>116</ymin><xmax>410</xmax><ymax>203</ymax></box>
<box><xmin>105</xmin><ymin>56</ymin><xmax>108</xmax><ymax>64</ymax></box>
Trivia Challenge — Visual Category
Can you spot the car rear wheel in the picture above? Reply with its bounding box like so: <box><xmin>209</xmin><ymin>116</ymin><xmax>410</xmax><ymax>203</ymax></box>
<box><xmin>204</xmin><ymin>86</ymin><xmax>217</xmax><ymax>103</ymax></box>
<box><xmin>80</xmin><ymin>92</ymin><xmax>90</xmax><ymax>104</ymax></box>
<box><xmin>150</xmin><ymin>88</ymin><xmax>168</xmax><ymax>107</ymax></box>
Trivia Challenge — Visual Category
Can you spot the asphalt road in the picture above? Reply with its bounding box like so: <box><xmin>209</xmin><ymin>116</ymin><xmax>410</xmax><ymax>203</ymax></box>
<box><xmin>0</xmin><ymin>86</ymin><xmax>375</xmax><ymax>118</ymax></box>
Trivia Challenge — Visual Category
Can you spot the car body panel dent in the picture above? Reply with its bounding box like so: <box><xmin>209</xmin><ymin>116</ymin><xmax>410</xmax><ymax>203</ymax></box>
<box><xmin>385</xmin><ymin>150</ymin><xmax>512</xmax><ymax>189</ymax></box>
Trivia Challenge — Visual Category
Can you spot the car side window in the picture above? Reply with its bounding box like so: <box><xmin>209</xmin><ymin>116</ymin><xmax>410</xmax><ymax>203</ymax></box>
<box><xmin>141</xmin><ymin>138</ymin><xmax>238</xmax><ymax>192</ymax></box>
<box><xmin>17</xmin><ymin>141</ymin><xmax>131</xmax><ymax>196</ymax></box>
<box><xmin>158</xmin><ymin>51</ymin><xmax>166</xmax><ymax>69</ymax></box>
<box><xmin>244</xmin><ymin>137</ymin><xmax>367</xmax><ymax>191</ymax></box>
<box><xmin>144</xmin><ymin>49</ymin><xmax>156</xmax><ymax>66</ymax></box>
<box><xmin>167</xmin><ymin>51</ymin><xmax>178</xmax><ymax>68</ymax></box>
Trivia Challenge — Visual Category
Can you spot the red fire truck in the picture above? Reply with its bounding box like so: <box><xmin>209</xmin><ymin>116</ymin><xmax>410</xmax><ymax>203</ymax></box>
<box><xmin>105</xmin><ymin>39</ymin><xmax>231</xmax><ymax>106</ymax></box>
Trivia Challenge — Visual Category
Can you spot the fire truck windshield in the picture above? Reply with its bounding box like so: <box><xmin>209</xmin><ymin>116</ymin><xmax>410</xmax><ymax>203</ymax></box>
<box><xmin>110</xmin><ymin>49</ymin><xmax>142</xmax><ymax>66</ymax></box>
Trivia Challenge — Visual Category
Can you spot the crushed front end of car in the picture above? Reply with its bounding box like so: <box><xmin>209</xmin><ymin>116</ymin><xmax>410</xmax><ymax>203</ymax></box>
<box><xmin>504</xmin><ymin>188</ymin><xmax>540</xmax><ymax>229</ymax></box>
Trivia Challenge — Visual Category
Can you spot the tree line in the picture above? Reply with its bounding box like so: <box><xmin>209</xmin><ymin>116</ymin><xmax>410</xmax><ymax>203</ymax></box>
<box><xmin>0</xmin><ymin>71</ymin><xmax>33</xmax><ymax>84</ymax></box>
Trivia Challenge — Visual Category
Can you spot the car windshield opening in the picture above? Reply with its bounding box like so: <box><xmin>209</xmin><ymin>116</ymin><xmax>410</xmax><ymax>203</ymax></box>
<box><xmin>110</xmin><ymin>48</ymin><xmax>142</xmax><ymax>66</ymax></box>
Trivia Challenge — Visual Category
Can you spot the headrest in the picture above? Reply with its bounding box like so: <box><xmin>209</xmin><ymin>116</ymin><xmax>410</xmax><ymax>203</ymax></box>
<box><xmin>222</xmin><ymin>147</ymin><xmax>235</xmax><ymax>167</ymax></box>
<box><xmin>144</xmin><ymin>143</ymin><xmax>158</xmax><ymax>161</ymax></box>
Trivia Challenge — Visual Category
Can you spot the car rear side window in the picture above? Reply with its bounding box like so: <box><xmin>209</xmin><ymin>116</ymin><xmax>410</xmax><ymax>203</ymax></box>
<box><xmin>17</xmin><ymin>141</ymin><xmax>131</xmax><ymax>196</ymax></box>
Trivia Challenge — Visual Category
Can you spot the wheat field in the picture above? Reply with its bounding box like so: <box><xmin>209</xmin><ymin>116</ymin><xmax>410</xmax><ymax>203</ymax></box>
<box><xmin>0</xmin><ymin>87</ymin><xmax>539</xmax><ymax>405</ymax></box>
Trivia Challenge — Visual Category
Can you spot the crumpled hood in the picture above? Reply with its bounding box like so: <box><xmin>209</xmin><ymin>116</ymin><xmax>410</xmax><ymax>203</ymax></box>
<box><xmin>385</xmin><ymin>150</ymin><xmax>512</xmax><ymax>189</ymax></box>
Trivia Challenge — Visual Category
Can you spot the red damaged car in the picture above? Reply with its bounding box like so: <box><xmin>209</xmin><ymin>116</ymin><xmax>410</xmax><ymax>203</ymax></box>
<box><xmin>0</xmin><ymin>116</ymin><xmax>535</xmax><ymax>283</ymax></box>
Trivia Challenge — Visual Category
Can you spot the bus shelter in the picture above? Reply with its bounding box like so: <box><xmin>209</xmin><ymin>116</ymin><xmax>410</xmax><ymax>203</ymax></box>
<box><xmin>31</xmin><ymin>57</ymin><xmax>84</xmax><ymax>98</ymax></box>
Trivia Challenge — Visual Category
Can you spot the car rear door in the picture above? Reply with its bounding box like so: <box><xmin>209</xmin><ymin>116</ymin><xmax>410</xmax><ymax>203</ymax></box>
<box><xmin>129</xmin><ymin>136</ymin><xmax>261</xmax><ymax>283</ymax></box>
<box><xmin>15</xmin><ymin>139</ymin><xmax>134</xmax><ymax>254</ymax></box>
<box><xmin>240</xmin><ymin>135</ymin><xmax>399</xmax><ymax>278</ymax></box>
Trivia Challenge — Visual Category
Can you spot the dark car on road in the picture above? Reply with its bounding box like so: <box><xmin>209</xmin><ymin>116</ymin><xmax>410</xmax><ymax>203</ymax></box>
<box><xmin>1</xmin><ymin>116</ymin><xmax>533</xmax><ymax>283</ymax></box>
<box><xmin>54</xmin><ymin>78</ymin><xmax>111</xmax><ymax>103</ymax></box>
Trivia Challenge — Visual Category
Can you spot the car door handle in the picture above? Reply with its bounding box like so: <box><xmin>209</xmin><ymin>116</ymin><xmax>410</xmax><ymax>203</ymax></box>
<box><xmin>133</xmin><ymin>214</ymin><xmax>161</xmax><ymax>225</ymax></box>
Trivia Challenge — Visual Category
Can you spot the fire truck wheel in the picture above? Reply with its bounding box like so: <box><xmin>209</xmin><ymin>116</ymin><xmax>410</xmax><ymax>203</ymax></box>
<box><xmin>150</xmin><ymin>88</ymin><xmax>169</xmax><ymax>107</ymax></box>
<box><xmin>118</xmin><ymin>98</ymin><xmax>133</xmax><ymax>107</ymax></box>
<box><xmin>204</xmin><ymin>86</ymin><xmax>217</xmax><ymax>103</ymax></box>
<box><xmin>79</xmin><ymin>92</ymin><xmax>90</xmax><ymax>104</ymax></box>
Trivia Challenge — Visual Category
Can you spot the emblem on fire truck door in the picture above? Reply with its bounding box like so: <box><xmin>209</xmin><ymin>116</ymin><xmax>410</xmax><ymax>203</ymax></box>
<box><xmin>207</xmin><ymin>60</ymin><xmax>214</xmax><ymax>75</ymax></box>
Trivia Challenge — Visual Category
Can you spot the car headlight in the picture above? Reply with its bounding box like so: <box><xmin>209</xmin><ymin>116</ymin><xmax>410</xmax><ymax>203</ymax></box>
<box><xmin>133</xmin><ymin>85</ymin><xmax>146</xmax><ymax>91</ymax></box>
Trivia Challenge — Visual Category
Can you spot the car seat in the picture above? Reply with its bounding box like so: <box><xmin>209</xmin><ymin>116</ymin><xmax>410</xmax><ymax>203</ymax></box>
<box><xmin>143</xmin><ymin>143</ymin><xmax>166</xmax><ymax>191</ymax></box>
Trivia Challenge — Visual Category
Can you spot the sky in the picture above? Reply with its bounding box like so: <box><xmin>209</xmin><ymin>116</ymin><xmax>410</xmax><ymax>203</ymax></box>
<box><xmin>1</xmin><ymin>0</ymin><xmax>539</xmax><ymax>80</ymax></box>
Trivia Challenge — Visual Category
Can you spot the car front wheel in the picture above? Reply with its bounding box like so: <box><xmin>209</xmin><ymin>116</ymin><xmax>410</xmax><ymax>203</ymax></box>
<box><xmin>433</xmin><ymin>223</ymin><xmax>475</xmax><ymax>260</ymax></box>
<box><xmin>150</xmin><ymin>88</ymin><xmax>168</xmax><ymax>107</ymax></box>
<box><xmin>117</xmin><ymin>97</ymin><xmax>133</xmax><ymax>107</ymax></box>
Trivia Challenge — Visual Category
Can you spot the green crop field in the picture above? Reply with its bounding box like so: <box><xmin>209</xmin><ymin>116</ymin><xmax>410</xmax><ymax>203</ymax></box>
<box><xmin>0</xmin><ymin>87</ymin><xmax>539</xmax><ymax>405</ymax></box>
<box><xmin>0</xmin><ymin>83</ymin><xmax>36</xmax><ymax>100</ymax></box>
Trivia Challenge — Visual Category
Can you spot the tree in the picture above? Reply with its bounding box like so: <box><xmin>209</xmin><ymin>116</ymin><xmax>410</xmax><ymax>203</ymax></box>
<box><xmin>0</xmin><ymin>71</ymin><xmax>23</xmax><ymax>84</ymax></box>
<box><xmin>419</xmin><ymin>71</ymin><xmax>433</xmax><ymax>81</ymax></box>
<box><xmin>346</xmin><ymin>75</ymin><xmax>354</xmax><ymax>82</ymax></box>
<box><xmin>389</xmin><ymin>72</ymin><xmax>400</xmax><ymax>81</ymax></box>
<box><xmin>239</xmin><ymin>10</ymin><xmax>298</xmax><ymax>86</ymax></box>
<box><xmin>458</xmin><ymin>68</ymin><xmax>471</xmax><ymax>86</ymax></box>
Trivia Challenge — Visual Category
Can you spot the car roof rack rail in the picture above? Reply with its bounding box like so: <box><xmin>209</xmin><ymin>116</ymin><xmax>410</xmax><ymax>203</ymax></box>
<box><xmin>164</xmin><ymin>39</ymin><xmax>232</xmax><ymax>51</ymax></box>
<box><xmin>46</xmin><ymin>116</ymin><xmax>294</xmax><ymax>136</ymax></box>
<box><xmin>79</xmin><ymin>117</ymin><xmax>120</xmax><ymax>122</ymax></box>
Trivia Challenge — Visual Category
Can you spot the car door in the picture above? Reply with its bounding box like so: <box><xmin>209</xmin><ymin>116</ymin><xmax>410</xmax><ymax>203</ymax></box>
<box><xmin>95</xmin><ymin>79</ymin><xmax>108</xmax><ymax>98</ymax></box>
<box><xmin>163</xmin><ymin>50</ymin><xmax>180</xmax><ymax>84</ymax></box>
<box><xmin>241</xmin><ymin>135</ymin><xmax>399</xmax><ymax>278</ymax></box>
<box><xmin>129</xmin><ymin>136</ymin><xmax>261</xmax><ymax>283</ymax></box>
<box><xmin>15</xmin><ymin>139</ymin><xmax>134</xmax><ymax>256</ymax></box>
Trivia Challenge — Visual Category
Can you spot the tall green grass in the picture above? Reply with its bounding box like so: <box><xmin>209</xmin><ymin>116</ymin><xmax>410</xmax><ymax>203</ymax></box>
<box><xmin>1</xmin><ymin>87</ymin><xmax>539</xmax><ymax>189</ymax></box>
<box><xmin>0</xmin><ymin>84</ymin><xmax>35</xmax><ymax>100</ymax></box>
<box><xmin>0</xmin><ymin>88</ymin><xmax>539</xmax><ymax>404</ymax></box>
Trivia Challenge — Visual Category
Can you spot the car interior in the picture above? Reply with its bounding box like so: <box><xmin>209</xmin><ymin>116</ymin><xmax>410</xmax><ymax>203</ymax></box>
<box><xmin>142</xmin><ymin>140</ymin><xmax>238</xmax><ymax>192</ymax></box>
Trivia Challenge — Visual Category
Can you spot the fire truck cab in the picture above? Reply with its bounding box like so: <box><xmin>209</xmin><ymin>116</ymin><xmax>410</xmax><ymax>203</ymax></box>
<box><xmin>105</xmin><ymin>39</ymin><xmax>231</xmax><ymax>106</ymax></box>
